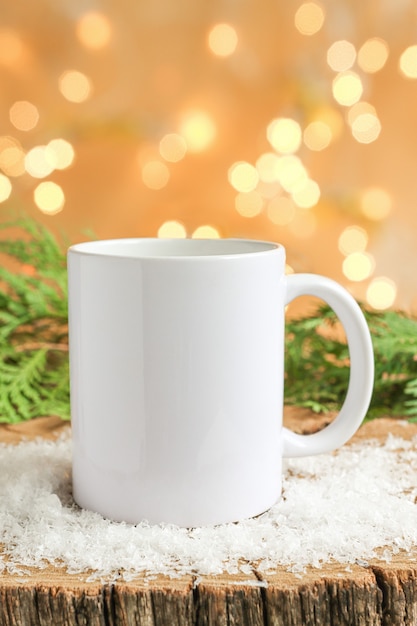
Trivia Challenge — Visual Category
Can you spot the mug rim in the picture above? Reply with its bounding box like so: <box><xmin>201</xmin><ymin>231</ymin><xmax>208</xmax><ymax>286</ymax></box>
<box><xmin>67</xmin><ymin>237</ymin><xmax>283</xmax><ymax>260</ymax></box>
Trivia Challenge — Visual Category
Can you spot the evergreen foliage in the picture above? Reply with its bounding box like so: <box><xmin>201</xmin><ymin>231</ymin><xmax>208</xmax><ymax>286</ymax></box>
<box><xmin>0</xmin><ymin>216</ymin><xmax>416</xmax><ymax>423</ymax></box>
<box><xmin>285</xmin><ymin>305</ymin><xmax>417</xmax><ymax>419</ymax></box>
<box><xmin>0</xmin><ymin>217</ymin><xmax>69</xmax><ymax>422</ymax></box>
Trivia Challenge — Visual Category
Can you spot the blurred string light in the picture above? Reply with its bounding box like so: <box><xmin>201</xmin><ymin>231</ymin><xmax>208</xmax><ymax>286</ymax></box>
<box><xmin>0</xmin><ymin>174</ymin><xmax>12</xmax><ymax>202</ymax></box>
<box><xmin>267</xmin><ymin>118</ymin><xmax>302</xmax><ymax>154</ymax></box>
<box><xmin>337</xmin><ymin>223</ymin><xmax>397</xmax><ymax>309</ymax></box>
<box><xmin>358</xmin><ymin>38</ymin><xmax>389</xmax><ymax>73</ymax></box>
<box><xmin>294</xmin><ymin>2</ymin><xmax>325</xmax><ymax>36</ymax></box>
<box><xmin>191</xmin><ymin>225</ymin><xmax>220</xmax><ymax>238</ymax></box>
<box><xmin>25</xmin><ymin>146</ymin><xmax>55</xmax><ymax>178</ymax></box>
<box><xmin>228</xmin><ymin>162</ymin><xmax>259</xmax><ymax>192</ymax></box>
<box><xmin>338</xmin><ymin>225</ymin><xmax>368</xmax><ymax>255</ymax></box>
<box><xmin>9</xmin><ymin>101</ymin><xmax>39</xmax><ymax>132</ymax></box>
<box><xmin>59</xmin><ymin>70</ymin><xmax>92</xmax><ymax>103</ymax></box>
<box><xmin>33</xmin><ymin>181</ymin><xmax>65</xmax><ymax>215</ymax></box>
<box><xmin>24</xmin><ymin>140</ymin><xmax>75</xmax><ymax>178</ymax></box>
<box><xmin>366</xmin><ymin>277</ymin><xmax>397</xmax><ymax>310</ymax></box>
<box><xmin>360</xmin><ymin>187</ymin><xmax>392</xmax><ymax>220</ymax></box>
<box><xmin>339</xmin><ymin>225</ymin><xmax>375</xmax><ymax>282</ymax></box>
<box><xmin>347</xmin><ymin>101</ymin><xmax>376</xmax><ymax>125</ymax></box>
<box><xmin>158</xmin><ymin>220</ymin><xmax>187</xmax><ymax>238</ymax></box>
<box><xmin>47</xmin><ymin>139</ymin><xmax>75</xmax><ymax>170</ymax></box>
<box><xmin>323</xmin><ymin>35</ymin><xmax>388</xmax><ymax>150</ymax></box>
<box><xmin>342</xmin><ymin>252</ymin><xmax>375</xmax><ymax>281</ymax></box>
<box><xmin>292</xmin><ymin>179</ymin><xmax>320</xmax><ymax>208</ymax></box>
<box><xmin>347</xmin><ymin>102</ymin><xmax>381</xmax><ymax>144</ymax></box>
<box><xmin>76</xmin><ymin>11</ymin><xmax>112</xmax><ymax>50</ymax></box>
<box><xmin>0</xmin><ymin>136</ymin><xmax>25</xmax><ymax>177</ymax></box>
<box><xmin>399</xmin><ymin>45</ymin><xmax>417</xmax><ymax>79</ymax></box>
<box><xmin>275</xmin><ymin>156</ymin><xmax>308</xmax><ymax>193</ymax></box>
<box><xmin>332</xmin><ymin>71</ymin><xmax>363</xmax><ymax>106</ymax></box>
<box><xmin>229</xmin><ymin>111</ymin><xmax>322</xmax><ymax>223</ymax></box>
<box><xmin>351</xmin><ymin>112</ymin><xmax>381</xmax><ymax>143</ymax></box>
<box><xmin>208</xmin><ymin>23</ymin><xmax>238</xmax><ymax>57</ymax></box>
<box><xmin>179</xmin><ymin>110</ymin><xmax>216</xmax><ymax>153</ymax></box>
<box><xmin>327</xmin><ymin>40</ymin><xmax>356</xmax><ymax>72</ymax></box>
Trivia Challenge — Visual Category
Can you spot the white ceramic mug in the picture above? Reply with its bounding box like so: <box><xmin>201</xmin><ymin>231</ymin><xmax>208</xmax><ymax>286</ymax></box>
<box><xmin>67</xmin><ymin>238</ymin><xmax>374</xmax><ymax>527</ymax></box>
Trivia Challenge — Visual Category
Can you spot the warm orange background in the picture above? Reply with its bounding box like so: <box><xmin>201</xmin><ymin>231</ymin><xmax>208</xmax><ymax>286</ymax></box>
<box><xmin>1</xmin><ymin>0</ymin><xmax>417</xmax><ymax>311</ymax></box>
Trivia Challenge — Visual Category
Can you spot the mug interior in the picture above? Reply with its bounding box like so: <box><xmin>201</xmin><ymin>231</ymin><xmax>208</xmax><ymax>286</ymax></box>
<box><xmin>68</xmin><ymin>238</ymin><xmax>280</xmax><ymax>258</ymax></box>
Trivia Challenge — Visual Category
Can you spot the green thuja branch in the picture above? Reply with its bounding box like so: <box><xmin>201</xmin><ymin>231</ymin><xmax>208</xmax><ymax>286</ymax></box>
<box><xmin>0</xmin><ymin>215</ymin><xmax>416</xmax><ymax>423</ymax></box>
<box><xmin>0</xmin><ymin>217</ymin><xmax>69</xmax><ymax>422</ymax></box>
<box><xmin>285</xmin><ymin>305</ymin><xmax>417</xmax><ymax>419</ymax></box>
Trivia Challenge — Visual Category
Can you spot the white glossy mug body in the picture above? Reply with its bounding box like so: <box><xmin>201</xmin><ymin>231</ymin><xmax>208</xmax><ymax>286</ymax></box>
<box><xmin>67</xmin><ymin>238</ymin><xmax>374</xmax><ymax>527</ymax></box>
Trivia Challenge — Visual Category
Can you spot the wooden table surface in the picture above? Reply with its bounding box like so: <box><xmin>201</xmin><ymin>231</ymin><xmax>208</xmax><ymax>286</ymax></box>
<box><xmin>1</xmin><ymin>409</ymin><xmax>417</xmax><ymax>626</ymax></box>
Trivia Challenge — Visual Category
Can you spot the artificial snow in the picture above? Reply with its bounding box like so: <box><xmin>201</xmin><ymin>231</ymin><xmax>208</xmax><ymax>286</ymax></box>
<box><xmin>1</xmin><ymin>432</ymin><xmax>417</xmax><ymax>581</ymax></box>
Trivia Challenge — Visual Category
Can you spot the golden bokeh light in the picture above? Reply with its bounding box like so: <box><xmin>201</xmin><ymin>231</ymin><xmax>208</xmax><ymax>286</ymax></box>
<box><xmin>332</xmin><ymin>71</ymin><xmax>363</xmax><ymax>106</ymax></box>
<box><xmin>235</xmin><ymin>191</ymin><xmax>263</xmax><ymax>217</ymax></box>
<box><xmin>208</xmin><ymin>23</ymin><xmax>238</xmax><ymax>57</ymax></box>
<box><xmin>76</xmin><ymin>11</ymin><xmax>112</xmax><ymax>50</ymax></box>
<box><xmin>366</xmin><ymin>277</ymin><xmax>397</xmax><ymax>310</ymax></box>
<box><xmin>179</xmin><ymin>110</ymin><xmax>216</xmax><ymax>153</ymax></box>
<box><xmin>9</xmin><ymin>101</ymin><xmax>39</xmax><ymax>132</ymax></box>
<box><xmin>34</xmin><ymin>181</ymin><xmax>65</xmax><ymax>214</ymax></box>
<box><xmin>327</xmin><ymin>40</ymin><xmax>356</xmax><ymax>72</ymax></box>
<box><xmin>342</xmin><ymin>251</ymin><xmax>375</xmax><ymax>281</ymax></box>
<box><xmin>267</xmin><ymin>118</ymin><xmax>302</xmax><ymax>154</ymax></box>
<box><xmin>25</xmin><ymin>146</ymin><xmax>56</xmax><ymax>178</ymax></box>
<box><xmin>256</xmin><ymin>152</ymin><xmax>281</xmax><ymax>183</ymax></box>
<box><xmin>0</xmin><ymin>29</ymin><xmax>24</xmax><ymax>66</ymax></box>
<box><xmin>303</xmin><ymin>120</ymin><xmax>332</xmax><ymax>151</ymax></box>
<box><xmin>157</xmin><ymin>220</ymin><xmax>187</xmax><ymax>238</ymax></box>
<box><xmin>267</xmin><ymin>196</ymin><xmax>296</xmax><ymax>225</ymax></box>
<box><xmin>0</xmin><ymin>174</ymin><xmax>12</xmax><ymax>202</ymax></box>
<box><xmin>360</xmin><ymin>187</ymin><xmax>392</xmax><ymax>220</ymax></box>
<box><xmin>294</xmin><ymin>2</ymin><xmax>325</xmax><ymax>36</ymax></box>
<box><xmin>47</xmin><ymin>139</ymin><xmax>75</xmax><ymax>170</ymax></box>
<box><xmin>59</xmin><ymin>70</ymin><xmax>92</xmax><ymax>103</ymax></box>
<box><xmin>0</xmin><ymin>137</ymin><xmax>25</xmax><ymax>177</ymax></box>
<box><xmin>347</xmin><ymin>101</ymin><xmax>376</xmax><ymax>126</ymax></box>
<box><xmin>274</xmin><ymin>155</ymin><xmax>308</xmax><ymax>193</ymax></box>
<box><xmin>351</xmin><ymin>113</ymin><xmax>381</xmax><ymax>144</ymax></box>
<box><xmin>191</xmin><ymin>225</ymin><xmax>220</xmax><ymax>238</ymax></box>
<box><xmin>159</xmin><ymin>133</ymin><xmax>187</xmax><ymax>162</ymax></box>
<box><xmin>292</xmin><ymin>179</ymin><xmax>320</xmax><ymax>208</ymax></box>
<box><xmin>399</xmin><ymin>45</ymin><xmax>417</xmax><ymax>79</ymax></box>
<box><xmin>0</xmin><ymin>1</ymin><xmax>413</xmax><ymax>311</ymax></box>
<box><xmin>141</xmin><ymin>160</ymin><xmax>170</xmax><ymax>190</ymax></box>
<box><xmin>338</xmin><ymin>225</ymin><xmax>368</xmax><ymax>256</ymax></box>
<box><xmin>358</xmin><ymin>38</ymin><xmax>389</xmax><ymax>73</ymax></box>
<box><xmin>228</xmin><ymin>161</ymin><xmax>259</xmax><ymax>192</ymax></box>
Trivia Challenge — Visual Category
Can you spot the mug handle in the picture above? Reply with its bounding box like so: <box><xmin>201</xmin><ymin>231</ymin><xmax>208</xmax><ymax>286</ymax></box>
<box><xmin>282</xmin><ymin>273</ymin><xmax>374</xmax><ymax>458</ymax></box>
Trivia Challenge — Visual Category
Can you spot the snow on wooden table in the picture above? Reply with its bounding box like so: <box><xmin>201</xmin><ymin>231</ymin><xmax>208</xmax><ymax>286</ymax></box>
<box><xmin>1</xmin><ymin>409</ymin><xmax>417</xmax><ymax>625</ymax></box>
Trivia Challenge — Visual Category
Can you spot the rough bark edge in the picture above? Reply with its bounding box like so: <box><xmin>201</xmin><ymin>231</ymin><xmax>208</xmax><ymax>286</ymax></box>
<box><xmin>3</xmin><ymin>563</ymin><xmax>417</xmax><ymax>626</ymax></box>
